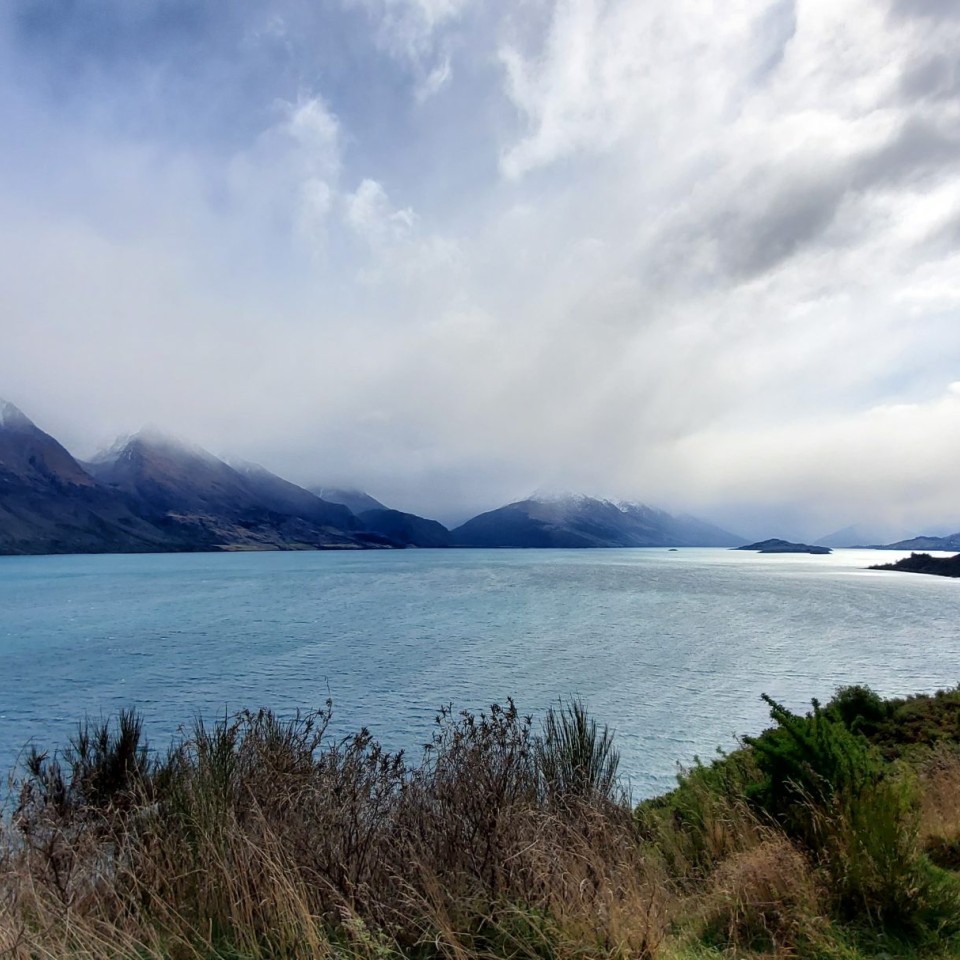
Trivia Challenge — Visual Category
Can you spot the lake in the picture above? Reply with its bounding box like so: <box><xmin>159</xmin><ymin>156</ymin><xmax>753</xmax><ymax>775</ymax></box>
<box><xmin>1</xmin><ymin>547</ymin><xmax>957</xmax><ymax>799</ymax></box>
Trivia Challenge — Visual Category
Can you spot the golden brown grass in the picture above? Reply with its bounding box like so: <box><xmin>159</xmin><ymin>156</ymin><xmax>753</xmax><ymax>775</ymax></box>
<box><xmin>0</xmin><ymin>702</ymin><xmax>675</xmax><ymax>960</ymax></box>
<box><xmin>699</xmin><ymin>834</ymin><xmax>824</xmax><ymax>955</ymax></box>
<box><xmin>920</xmin><ymin>746</ymin><xmax>960</xmax><ymax>842</ymax></box>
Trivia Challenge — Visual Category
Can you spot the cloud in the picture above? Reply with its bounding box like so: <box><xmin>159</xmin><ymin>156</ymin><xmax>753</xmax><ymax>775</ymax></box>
<box><xmin>889</xmin><ymin>0</ymin><xmax>960</xmax><ymax>20</ymax></box>
<box><xmin>347</xmin><ymin>0</ymin><xmax>470</xmax><ymax>61</ymax></box>
<box><xmin>2</xmin><ymin>0</ymin><xmax>960</xmax><ymax>536</ymax></box>
<box><xmin>667</xmin><ymin>382</ymin><xmax>960</xmax><ymax>534</ymax></box>
<box><xmin>345</xmin><ymin>178</ymin><xmax>416</xmax><ymax>245</ymax></box>
<box><xmin>343</xmin><ymin>0</ymin><xmax>469</xmax><ymax>102</ymax></box>
<box><xmin>415</xmin><ymin>55</ymin><xmax>452</xmax><ymax>101</ymax></box>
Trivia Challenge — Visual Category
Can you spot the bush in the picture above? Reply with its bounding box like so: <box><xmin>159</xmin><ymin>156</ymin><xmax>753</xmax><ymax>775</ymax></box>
<box><xmin>824</xmin><ymin>685</ymin><xmax>890</xmax><ymax>735</ymax></box>
<box><xmin>5</xmin><ymin>698</ymin><xmax>664</xmax><ymax>960</ymax></box>
<box><xmin>746</xmin><ymin>695</ymin><xmax>928</xmax><ymax>928</ymax></box>
<box><xmin>536</xmin><ymin>698</ymin><xmax>621</xmax><ymax>805</ymax></box>
<box><xmin>16</xmin><ymin>708</ymin><xmax>154</xmax><ymax>826</ymax></box>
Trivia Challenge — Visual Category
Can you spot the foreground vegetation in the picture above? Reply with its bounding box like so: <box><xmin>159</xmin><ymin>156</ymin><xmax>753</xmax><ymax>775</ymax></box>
<box><xmin>4</xmin><ymin>687</ymin><xmax>960</xmax><ymax>959</ymax></box>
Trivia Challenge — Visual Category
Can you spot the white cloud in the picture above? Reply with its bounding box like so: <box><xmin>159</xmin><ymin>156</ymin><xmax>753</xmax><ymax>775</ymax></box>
<box><xmin>226</xmin><ymin>96</ymin><xmax>343</xmax><ymax>246</ymax></box>
<box><xmin>345</xmin><ymin>178</ymin><xmax>417</xmax><ymax>245</ymax></box>
<box><xmin>4</xmin><ymin>0</ymin><xmax>960</xmax><ymax>531</ymax></box>
<box><xmin>415</xmin><ymin>55</ymin><xmax>452</xmax><ymax>101</ymax></box>
<box><xmin>665</xmin><ymin>382</ymin><xmax>960</xmax><ymax>533</ymax></box>
<box><xmin>344</xmin><ymin>0</ymin><xmax>469</xmax><ymax>105</ymax></box>
<box><xmin>348</xmin><ymin>0</ymin><xmax>471</xmax><ymax>62</ymax></box>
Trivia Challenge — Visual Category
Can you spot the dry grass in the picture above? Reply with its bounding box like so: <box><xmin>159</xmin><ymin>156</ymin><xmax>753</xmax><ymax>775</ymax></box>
<box><xmin>919</xmin><ymin>744</ymin><xmax>960</xmax><ymax>870</ymax></box>
<box><xmin>0</xmin><ymin>702</ymin><xmax>674</xmax><ymax>960</ymax></box>
<box><xmin>699</xmin><ymin>834</ymin><xmax>824</xmax><ymax>955</ymax></box>
<box><xmin>4</xmin><ymin>692</ymin><xmax>960</xmax><ymax>960</ymax></box>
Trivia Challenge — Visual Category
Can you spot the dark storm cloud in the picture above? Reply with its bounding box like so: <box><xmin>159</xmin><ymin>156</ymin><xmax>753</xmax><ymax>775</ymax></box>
<box><xmin>899</xmin><ymin>52</ymin><xmax>960</xmax><ymax>102</ymax></box>
<box><xmin>718</xmin><ymin>172</ymin><xmax>848</xmax><ymax>279</ymax></box>
<box><xmin>707</xmin><ymin>115</ymin><xmax>960</xmax><ymax>282</ymax></box>
<box><xmin>855</xmin><ymin>117</ymin><xmax>960</xmax><ymax>189</ymax></box>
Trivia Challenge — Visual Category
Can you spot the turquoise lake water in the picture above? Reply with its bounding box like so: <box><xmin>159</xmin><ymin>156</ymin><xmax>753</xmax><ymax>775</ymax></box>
<box><xmin>0</xmin><ymin>547</ymin><xmax>958</xmax><ymax>798</ymax></box>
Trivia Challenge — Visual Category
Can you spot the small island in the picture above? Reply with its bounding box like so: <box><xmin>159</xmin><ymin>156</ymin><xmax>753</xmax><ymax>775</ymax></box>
<box><xmin>736</xmin><ymin>538</ymin><xmax>832</xmax><ymax>554</ymax></box>
<box><xmin>869</xmin><ymin>551</ymin><xmax>960</xmax><ymax>578</ymax></box>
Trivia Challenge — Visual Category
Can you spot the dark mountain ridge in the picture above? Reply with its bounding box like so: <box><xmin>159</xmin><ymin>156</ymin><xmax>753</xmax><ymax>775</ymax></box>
<box><xmin>308</xmin><ymin>488</ymin><xmax>454</xmax><ymax>547</ymax></box>
<box><xmin>870</xmin><ymin>552</ymin><xmax>960</xmax><ymax>578</ymax></box>
<box><xmin>0</xmin><ymin>402</ymin><xmax>746</xmax><ymax>555</ymax></box>
<box><xmin>0</xmin><ymin>404</ymin><xmax>190</xmax><ymax>555</ymax></box>
<box><xmin>358</xmin><ymin>508</ymin><xmax>453</xmax><ymax>548</ymax></box>
<box><xmin>87</xmin><ymin>432</ymin><xmax>372</xmax><ymax>550</ymax></box>
<box><xmin>868</xmin><ymin>533</ymin><xmax>960</xmax><ymax>551</ymax></box>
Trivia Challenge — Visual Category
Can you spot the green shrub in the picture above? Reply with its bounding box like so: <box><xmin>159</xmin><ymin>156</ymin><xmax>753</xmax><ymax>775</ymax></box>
<box><xmin>825</xmin><ymin>685</ymin><xmax>891</xmax><ymax>736</ymax></box>
<box><xmin>745</xmin><ymin>695</ymin><xmax>884</xmax><ymax>832</ymax></box>
<box><xmin>746</xmin><ymin>695</ymin><xmax>929</xmax><ymax>929</ymax></box>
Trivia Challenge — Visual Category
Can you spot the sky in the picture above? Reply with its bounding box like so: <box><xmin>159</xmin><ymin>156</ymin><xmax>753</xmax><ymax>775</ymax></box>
<box><xmin>2</xmin><ymin>0</ymin><xmax>960</xmax><ymax>538</ymax></box>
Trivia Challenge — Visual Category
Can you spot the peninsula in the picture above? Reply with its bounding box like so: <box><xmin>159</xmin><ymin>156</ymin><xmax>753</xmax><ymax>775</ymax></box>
<box><xmin>870</xmin><ymin>552</ymin><xmax>960</xmax><ymax>578</ymax></box>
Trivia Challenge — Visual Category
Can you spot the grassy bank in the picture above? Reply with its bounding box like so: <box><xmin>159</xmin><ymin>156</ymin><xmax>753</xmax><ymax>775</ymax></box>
<box><xmin>3</xmin><ymin>687</ymin><xmax>960</xmax><ymax>959</ymax></box>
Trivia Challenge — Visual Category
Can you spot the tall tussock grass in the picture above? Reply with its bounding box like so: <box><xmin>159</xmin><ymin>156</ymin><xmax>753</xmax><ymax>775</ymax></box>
<box><xmin>4</xmin><ymin>685</ymin><xmax>960</xmax><ymax>959</ymax></box>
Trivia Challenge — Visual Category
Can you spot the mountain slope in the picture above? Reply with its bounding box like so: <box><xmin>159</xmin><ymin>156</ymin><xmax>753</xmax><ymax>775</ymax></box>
<box><xmin>232</xmin><ymin>463</ymin><xmax>360</xmax><ymax>531</ymax></box>
<box><xmin>870</xmin><ymin>552</ymin><xmax>960</xmax><ymax>577</ymax></box>
<box><xmin>0</xmin><ymin>403</ymin><xmax>186</xmax><ymax>555</ymax></box>
<box><xmin>311</xmin><ymin>487</ymin><xmax>387</xmax><ymax>515</ymax></box>
<box><xmin>87</xmin><ymin>431</ymin><xmax>370</xmax><ymax>550</ymax></box>
<box><xmin>310</xmin><ymin>485</ymin><xmax>451</xmax><ymax>547</ymax></box>
<box><xmin>452</xmin><ymin>495</ymin><xmax>742</xmax><ymax>548</ymax></box>
<box><xmin>358</xmin><ymin>508</ymin><xmax>452</xmax><ymax>547</ymax></box>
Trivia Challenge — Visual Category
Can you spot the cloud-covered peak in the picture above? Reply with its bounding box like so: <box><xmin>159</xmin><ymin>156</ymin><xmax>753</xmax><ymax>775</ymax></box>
<box><xmin>0</xmin><ymin>399</ymin><xmax>35</xmax><ymax>431</ymax></box>
<box><xmin>91</xmin><ymin>426</ymin><xmax>216</xmax><ymax>466</ymax></box>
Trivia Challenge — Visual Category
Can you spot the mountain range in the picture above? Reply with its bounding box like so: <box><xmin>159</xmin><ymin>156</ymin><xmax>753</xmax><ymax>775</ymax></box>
<box><xmin>0</xmin><ymin>399</ymin><xmax>766</xmax><ymax>555</ymax></box>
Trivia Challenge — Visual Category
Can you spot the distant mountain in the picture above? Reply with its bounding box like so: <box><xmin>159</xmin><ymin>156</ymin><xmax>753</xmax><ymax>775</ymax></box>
<box><xmin>309</xmin><ymin>486</ymin><xmax>453</xmax><ymax>547</ymax></box>
<box><xmin>358</xmin><ymin>508</ymin><xmax>452</xmax><ymax>548</ymax></box>
<box><xmin>311</xmin><ymin>487</ymin><xmax>387</xmax><ymax>516</ymax></box>
<box><xmin>452</xmin><ymin>494</ymin><xmax>742</xmax><ymax>548</ymax></box>
<box><xmin>87</xmin><ymin>431</ymin><xmax>372</xmax><ymax>550</ymax></box>
<box><xmin>871</xmin><ymin>533</ymin><xmax>960</xmax><ymax>551</ymax></box>
<box><xmin>736</xmin><ymin>539</ymin><xmax>831</xmax><ymax>555</ymax></box>
<box><xmin>0</xmin><ymin>402</ymin><xmax>186</xmax><ymax>555</ymax></box>
<box><xmin>816</xmin><ymin>523</ymin><xmax>918</xmax><ymax>548</ymax></box>
<box><xmin>0</xmin><ymin>405</ymin><xmax>757</xmax><ymax>556</ymax></box>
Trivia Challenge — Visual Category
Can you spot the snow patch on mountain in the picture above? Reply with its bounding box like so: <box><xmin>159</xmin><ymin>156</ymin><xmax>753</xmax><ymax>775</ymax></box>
<box><xmin>528</xmin><ymin>491</ymin><xmax>662</xmax><ymax>516</ymax></box>
<box><xmin>91</xmin><ymin>426</ymin><xmax>213</xmax><ymax>465</ymax></box>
